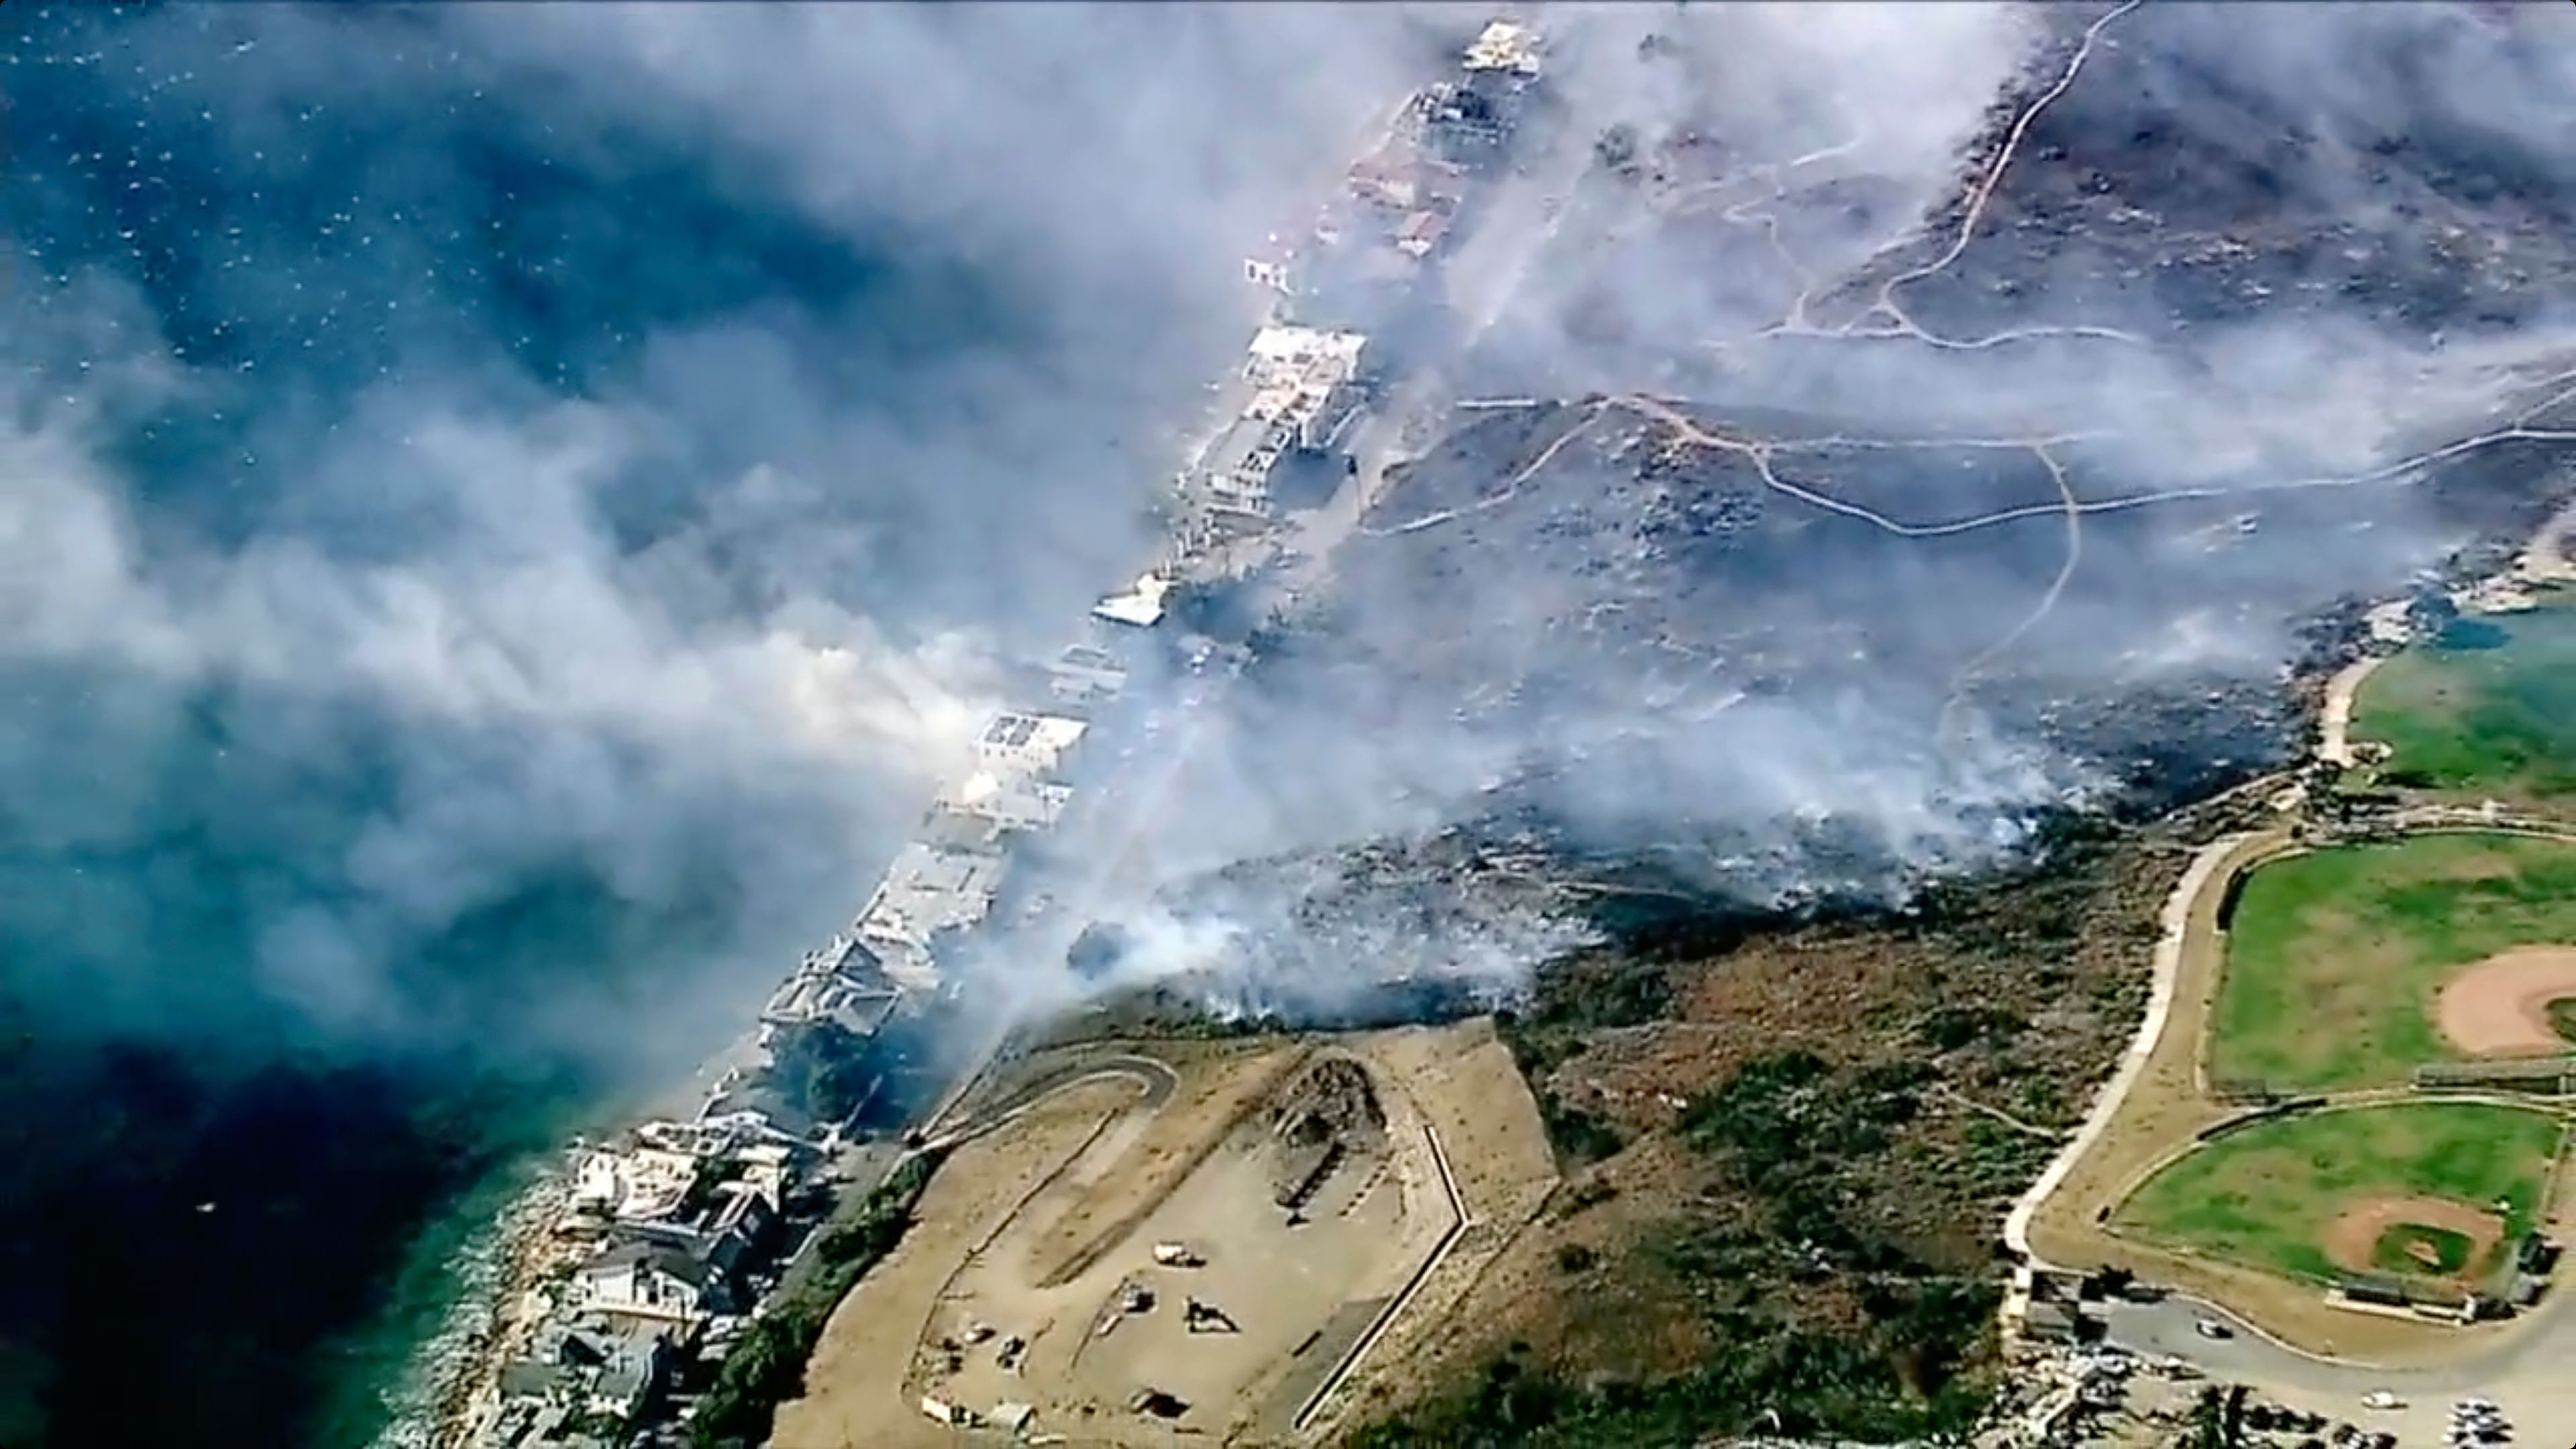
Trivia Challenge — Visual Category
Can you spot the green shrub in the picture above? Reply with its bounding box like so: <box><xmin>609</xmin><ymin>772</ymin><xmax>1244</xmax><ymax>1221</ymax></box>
<box><xmin>688</xmin><ymin>1150</ymin><xmax>943</xmax><ymax>1448</ymax></box>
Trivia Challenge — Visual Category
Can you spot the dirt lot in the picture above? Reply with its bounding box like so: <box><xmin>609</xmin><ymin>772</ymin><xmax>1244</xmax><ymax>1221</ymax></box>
<box><xmin>773</xmin><ymin>1074</ymin><xmax>1147</xmax><ymax>1449</ymax></box>
<box><xmin>1302</xmin><ymin>1020</ymin><xmax>1560</xmax><ymax>1441</ymax></box>
<box><xmin>2437</xmin><ymin>945</ymin><xmax>2576</xmax><ymax>1057</ymax></box>
<box><xmin>776</xmin><ymin>1022</ymin><xmax>1554</xmax><ymax>1448</ymax></box>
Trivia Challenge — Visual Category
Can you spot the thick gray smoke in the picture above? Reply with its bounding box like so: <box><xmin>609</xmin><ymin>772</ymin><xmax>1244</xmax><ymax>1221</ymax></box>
<box><xmin>1004</xmin><ymin>1</ymin><xmax>2576</xmax><ymax>1009</ymax></box>
<box><xmin>38</xmin><ymin>7</ymin><xmax>2576</xmax><ymax>1442</ymax></box>
<box><xmin>17</xmin><ymin>0</ymin><xmax>2576</xmax><ymax>1060</ymax></box>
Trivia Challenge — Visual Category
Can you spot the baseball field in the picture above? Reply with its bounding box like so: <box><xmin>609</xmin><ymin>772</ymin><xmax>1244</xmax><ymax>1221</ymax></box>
<box><xmin>2116</xmin><ymin>1100</ymin><xmax>2563</xmax><ymax>1292</ymax></box>
<box><xmin>2207</xmin><ymin>832</ymin><xmax>2576</xmax><ymax>1093</ymax></box>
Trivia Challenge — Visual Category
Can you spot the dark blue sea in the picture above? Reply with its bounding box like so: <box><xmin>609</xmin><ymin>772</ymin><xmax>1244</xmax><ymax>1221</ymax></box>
<box><xmin>0</xmin><ymin>3</ymin><xmax>1287</xmax><ymax>1442</ymax></box>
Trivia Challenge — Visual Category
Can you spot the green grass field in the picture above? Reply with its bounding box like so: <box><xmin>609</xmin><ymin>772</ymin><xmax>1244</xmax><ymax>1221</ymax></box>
<box><xmin>2209</xmin><ymin>833</ymin><xmax>2576</xmax><ymax>1091</ymax></box>
<box><xmin>2352</xmin><ymin>598</ymin><xmax>2576</xmax><ymax>800</ymax></box>
<box><xmin>2118</xmin><ymin>1102</ymin><xmax>2563</xmax><ymax>1285</ymax></box>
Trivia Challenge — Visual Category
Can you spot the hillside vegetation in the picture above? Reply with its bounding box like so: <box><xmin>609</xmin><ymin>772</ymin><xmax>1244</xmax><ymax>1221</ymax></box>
<box><xmin>1350</xmin><ymin>820</ymin><xmax>2182</xmax><ymax>1446</ymax></box>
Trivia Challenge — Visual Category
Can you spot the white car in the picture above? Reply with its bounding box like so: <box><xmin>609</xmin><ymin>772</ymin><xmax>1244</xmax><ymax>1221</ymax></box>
<box><xmin>2362</xmin><ymin>1389</ymin><xmax>2406</xmax><ymax>1411</ymax></box>
<box><xmin>2193</xmin><ymin>1316</ymin><xmax>2234</xmax><ymax>1340</ymax></box>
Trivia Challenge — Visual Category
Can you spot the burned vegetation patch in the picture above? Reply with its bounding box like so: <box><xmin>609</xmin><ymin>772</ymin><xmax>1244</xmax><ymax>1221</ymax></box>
<box><xmin>1821</xmin><ymin>5</ymin><xmax>2576</xmax><ymax>345</ymax></box>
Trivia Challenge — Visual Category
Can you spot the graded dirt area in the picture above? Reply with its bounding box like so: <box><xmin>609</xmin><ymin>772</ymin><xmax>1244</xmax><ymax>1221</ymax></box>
<box><xmin>775</xmin><ymin>1021</ymin><xmax>1556</xmax><ymax>1449</ymax></box>
<box><xmin>2320</xmin><ymin>1195</ymin><xmax>2504</xmax><ymax>1287</ymax></box>
<box><xmin>2437</xmin><ymin>945</ymin><xmax>2576</xmax><ymax>1057</ymax></box>
<box><xmin>773</xmin><ymin>1073</ymin><xmax>1150</xmax><ymax>1449</ymax></box>
<box><xmin>1297</xmin><ymin>1020</ymin><xmax>1560</xmax><ymax>1442</ymax></box>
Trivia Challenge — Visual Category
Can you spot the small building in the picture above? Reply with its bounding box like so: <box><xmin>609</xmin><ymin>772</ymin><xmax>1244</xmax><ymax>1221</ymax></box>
<box><xmin>1093</xmin><ymin>573</ymin><xmax>1174</xmax><ymax>629</ymax></box>
<box><xmin>613</xmin><ymin>1177</ymin><xmax>775</xmax><ymax>1275</ymax></box>
<box><xmin>1046</xmin><ymin>643</ymin><xmax>1130</xmax><ymax>706</ymax></box>
<box><xmin>1417</xmin><ymin>80</ymin><xmax>1510</xmax><ymax>159</ymax></box>
<box><xmin>498</xmin><ymin>1316</ymin><xmax>674</xmax><ymax>1425</ymax></box>
<box><xmin>1191</xmin><ymin>412</ymin><xmax>1300</xmax><ymax>523</ymax></box>
<box><xmin>758</xmin><ymin>932</ymin><xmax>905</xmax><ymax>1034</ymax></box>
<box><xmin>1183</xmin><ymin>327</ymin><xmax>1368</xmax><ymax>524</ymax></box>
<box><xmin>1395</xmin><ymin>208</ymin><xmax>1452</xmax><ymax>260</ymax></box>
<box><xmin>939</xmin><ymin>769</ymin><xmax>1072</xmax><ymax>834</ymax></box>
<box><xmin>1242</xmin><ymin>325</ymin><xmax>1368</xmax><ymax>411</ymax></box>
<box><xmin>574</xmin><ymin>1242</ymin><xmax>729</xmax><ymax>1326</ymax></box>
<box><xmin>2022</xmin><ymin>1299</ymin><xmax>2081</xmax><ymax>1344</ymax></box>
<box><xmin>862</xmin><ymin>845</ymin><xmax>1008</xmax><ymax>943</ymax></box>
<box><xmin>977</xmin><ymin>711</ymin><xmax>1088</xmax><ymax>777</ymax></box>
<box><xmin>1244</xmin><ymin>256</ymin><xmax>1291</xmax><ymax>297</ymax></box>
<box><xmin>1344</xmin><ymin>140</ymin><xmax>1460</xmax><ymax>217</ymax></box>
<box><xmin>1462</xmin><ymin>17</ymin><xmax>1542</xmax><ymax>78</ymax></box>
<box><xmin>851</xmin><ymin>843</ymin><xmax>1012</xmax><ymax>993</ymax></box>
<box><xmin>1347</xmin><ymin>152</ymin><xmax>1424</xmax><ymax>212</ymax></box>
<box><xmin>1456</xmin><ymin>17</ymin><xmax>1542</xmax><ymax>151</ymax></box>
<box><xmin>566</xmin><ymin>1146</ymin><xmax>700</xmax><ymax>1226</ymax></box>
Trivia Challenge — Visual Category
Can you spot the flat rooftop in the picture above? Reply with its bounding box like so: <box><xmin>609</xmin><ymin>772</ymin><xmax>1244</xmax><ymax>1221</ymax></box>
<box><xmin>1244</xmin><ymin>325</ymin><xmax>1368</xmax><ymax>388</ymax></box>
<box><xmin>1463</xmin><ymin>19</ymin><xmax>1542</xmax><ymax>76</ymax></box>
<box><xmin>857</xmin><ymin>843</ymin><xmax>1007</xmax><ymax>946</ymax></box>
<box><xmin>979</xmin><ymin>711</ymin><xmax>1087</xmax><ymax>766</ymax></box>
<box><xmin>1057</xmin><ymin>644</ymin><xmax>1123</xmax><ymax>674</ymax></box>
<box><xmin>939</xmin><ymin>770</ymin><xmax>1071</xmax><ymax>832</ymax></box>
<box><xmin>1092</xmin><ymin>571</ymin><xmax>1174</xmax><ymax>629</ymax></box>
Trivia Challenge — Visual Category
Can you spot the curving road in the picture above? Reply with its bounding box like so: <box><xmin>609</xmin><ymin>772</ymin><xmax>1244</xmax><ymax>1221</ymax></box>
<box><xmin>2098</xmin><ymin>1289</ymin><xmax>2576</xmax><ymax>1445</ymax></box>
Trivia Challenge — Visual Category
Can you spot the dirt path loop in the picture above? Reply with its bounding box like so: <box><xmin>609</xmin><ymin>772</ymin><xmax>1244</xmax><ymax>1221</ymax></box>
<box><xmin>2436</xmin><ymin>946</ymin><xmax>2576</xmax><ymax>1057</ymax></box>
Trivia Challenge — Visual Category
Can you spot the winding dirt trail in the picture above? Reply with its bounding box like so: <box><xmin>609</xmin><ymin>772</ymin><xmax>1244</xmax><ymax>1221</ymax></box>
<box><xmin>1613</xmin><ymin>393</ymin><xmax>2576</xmax><ymax>543</ymax></box>
<box><xmin>2318</xmin><ymin>655</ymin><xmax>2387</xmax><ymax>768</ymax></box>
<box><xmin>1881</xmin><ymin>1</ymin><xmax>2149</xmax><ymax>304</ymax></box>
<box><xmin>1364</xmin><ymin>401</ymin><xmax>1607</xmax><ymax>539</ymax></box>
<box><xmin>1938</xmin><ymin>441</ymin><xmax>2084</xmax><ymax>745</ymax></box>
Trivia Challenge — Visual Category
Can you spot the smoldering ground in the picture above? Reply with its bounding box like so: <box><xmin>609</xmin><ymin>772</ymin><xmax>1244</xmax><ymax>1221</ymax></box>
<box><xmin>1041</xmin><ymin>1</ymin><xmax>2576</xmax><ymax>1011</ymax></box>
<box><xmin>7</xmin><ymin>1</ymin><xmax>2576</xmax><ymax>1443</ymax></box>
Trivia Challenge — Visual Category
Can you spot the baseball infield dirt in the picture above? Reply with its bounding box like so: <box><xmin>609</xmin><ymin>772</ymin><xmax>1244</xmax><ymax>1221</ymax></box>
<box><xmin>2434</xmin><ymin>946</ymin><xmax>2576</xmax><ymax>1057</ymax></box>
<box><xmin>2320</xmin><ymin>1195</ymin><xmax>2506</xmax><ymax>1285</ymax></box>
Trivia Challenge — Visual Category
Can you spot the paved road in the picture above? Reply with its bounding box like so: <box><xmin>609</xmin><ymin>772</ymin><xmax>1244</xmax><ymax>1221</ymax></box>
<box><xmin>2100</xmin><ymin>1292</ymin><xmax>2576</xmax><ymax>1447</ymax></box>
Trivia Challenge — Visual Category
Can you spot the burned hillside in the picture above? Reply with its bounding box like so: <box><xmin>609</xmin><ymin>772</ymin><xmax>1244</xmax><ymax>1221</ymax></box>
<box><xmin>1493</xmin><ymin>3</ymin><xmax>2576</xmax><ymax>392</ymax></box>
<box><xmin>1243</xmin><ymin>383</ymin><xmax>2567</xmax><ymax>878</ymax></box>
<box><xmin>1199</xmin><ymin>3</ymin><xmax>2576</xmax><ymax>927</ymax></box>
<box><xmin>1821</xmin><ymin>3</ymin><xmax>2576</xmax><ymax>344</ymax></box>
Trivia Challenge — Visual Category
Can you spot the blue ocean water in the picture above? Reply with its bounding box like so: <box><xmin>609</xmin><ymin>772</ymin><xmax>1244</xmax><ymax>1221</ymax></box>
<box><xmin>0</xmin><ymin>4</ymin><xmax>1201</xmax><ymax>1443</ymax></box>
